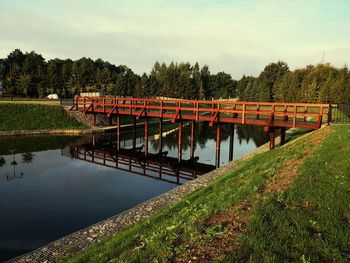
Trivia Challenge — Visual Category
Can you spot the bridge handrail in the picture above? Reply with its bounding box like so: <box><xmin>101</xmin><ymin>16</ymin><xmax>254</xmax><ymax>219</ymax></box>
<box><xmin>72</xmin><ymin>96</ymin><xmax>330</xmax><ymax>129</ymax></box>
<box><xmin>73</xmin><ymin>95</ymin><xmax>329</xmax><ymax>108</ymax></box>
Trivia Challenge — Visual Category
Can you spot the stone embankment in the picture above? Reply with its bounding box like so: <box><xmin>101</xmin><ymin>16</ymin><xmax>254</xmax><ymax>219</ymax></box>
<box><xmin>66</xmin><ymin>108</ymin><xmax>94</xmax><ymax>128</ymax></box>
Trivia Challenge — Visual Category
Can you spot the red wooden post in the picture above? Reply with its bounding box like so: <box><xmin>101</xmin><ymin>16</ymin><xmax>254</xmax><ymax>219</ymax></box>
<box><xmin>116</xmin><ymin>115</ymin><xmax>120</xmax><ymax>151</ymax></box>
<box><xmin>159</xmin><ymin>118</ymin><xmax>163</xmax><ymax>153</ymax></box>
<box><xmin>293</xmin><ymin>105</ymin><xmax>297</xmax><ymax>127</ymax></box>
<box><xmin>103</xmin><ymin>97</ymin><xmax>105</xmax><ymax>113</ymax></box>
<box><xmin>178</xmin><ymin>121</ymin><xmax>183</xmax><ymax>161</ymax></box>
<box><xmin>132</xmin><ymin>116</ymin><xmax>136</xmax><ymax>149</ymax></box>
<box><xmin>242</xmin><ymin>103</ymin><xmax>246</xmax><ymax>124</ymax></box>
<box><xmin>280</xmin><ymin>127</ymin><xmax>286</xmax><ymax>146</ymax></box>
<box><xmin>130</xmin><ymin>100</ymin><xmax>132</xmax><ymax>115</ymax></box>
<box><xmin>269</xmin><ymin>128</ymin><xmax>275</xmax><ymax>150</ymax></box>
<box><xmin>215</xmin><ymin>123</ymin><xmax>221</xmax><ymax>168</ymax></box>
<box><xmin>190</xmin><ymin>120</ymin><xmax>195</xmax><ymax>159</ymax></box>
<box><xmin>91</xmin><ymin>114</ymin><xmax>96</xmax><ymax>126</ymax></box>
<box><xmin>229</xmin><ymin>123</ymin><xmax>235</xmax><ymax>161</ymax></box>
<box><xmin>144</xmin><ymin>118</ymin><xmax>148</xmax><ymax>156</ymax></box>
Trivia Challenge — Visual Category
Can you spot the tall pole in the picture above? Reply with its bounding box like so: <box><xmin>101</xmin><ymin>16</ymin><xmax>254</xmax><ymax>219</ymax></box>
<box><xmin>280</xmin><ymin>127</ymin><xmax>286</xmax><ymax>146</ymax></box>
<box><xmin>144</xmin><ymin>118</ymin><xmax>149</xmax><ymax>156</ymax></box>
<box><xmin>269</xmin><ymin>128</ymin><xmax>275</xmax><ymax>150</ymax></box>
<box><xmin>91</xmin><ymin>114</ymin><xmax>96</xmax><ymax>126</ymax></box>
<box><xmin>229</xmin><ymin>123</ymin><xmax>235</xmax><ymax>162</ymax></box>
<box><xmin>190</xmin><ymin>120</ymin><xmax>195</xmax><ymax>159</ymax></box>
<box><xmin>116</xmin><ymin>115</ymin><xmax>120</xmax><ymax>150</ymax></box>
<box><xmin>215</xmin><ymin>123</ymin><xmax>221</xmax><ymax>168</ymax></box>
<box><xmin>178</xmin><ymin>121</ymin><xmax>183</xmax><ymax>161</ymax></box>
<box><xmin>132</xmin><ymin>116</ymin><xmax>136</xmax><ymax>149</ymax></box>
<box><xmin>159</xmin><ymin>118</ymin><xmax>163</xmax><ymax>153</ymax></box>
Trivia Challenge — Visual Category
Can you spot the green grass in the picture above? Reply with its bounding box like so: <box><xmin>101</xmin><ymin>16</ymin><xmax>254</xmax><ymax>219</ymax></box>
<box><xmin>224</xmin><ymin>125</ymin><xmax>350</xmax><ymax>262</ymax></box>
<box><xmin>66</xmin><ymin>125</ymin><xmax>350</xmax><ymax>262</ymax></box>
<box><xmin>0</xmin><ymin>103</ymin><xmax>86</xmax><ymax>131</ymax></box>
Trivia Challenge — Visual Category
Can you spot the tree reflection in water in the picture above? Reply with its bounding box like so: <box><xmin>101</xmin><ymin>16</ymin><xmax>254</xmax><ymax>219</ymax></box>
<box><xmin>21</xmin><ymin>152</ymin><xmax>35</xmax><ymax>164</ymax></box>
<box><xmin>6</xmin><ymin>154</ymin><xmax>24</xmax><ymax>180</ymax></box>
<box><xmin>0</xmin><ymin>156</ymin><xmax>5</xmax><ymax>167</ymax></box>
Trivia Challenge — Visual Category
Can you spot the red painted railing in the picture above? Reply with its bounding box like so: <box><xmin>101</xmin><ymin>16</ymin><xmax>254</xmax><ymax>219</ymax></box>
<box><xmin>71</xmin><ymin>96</ymin><xmax>330</xmax><ymax>130</ymax></box>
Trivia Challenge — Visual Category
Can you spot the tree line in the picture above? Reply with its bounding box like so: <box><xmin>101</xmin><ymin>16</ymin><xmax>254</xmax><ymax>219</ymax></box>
<box><xmin>0</xmin><ymin>49</ymin><xmax>349</xmax><ymax>103</ymax></box>
<box><xmin>236</xmin><ymin>61</ymin><xmax>350</xmax><ymax>103</ymax></box>
<box><xmin>0</xmin><ymin>49</ymin><xmax>235</xmax><ymax>100</ymax></box>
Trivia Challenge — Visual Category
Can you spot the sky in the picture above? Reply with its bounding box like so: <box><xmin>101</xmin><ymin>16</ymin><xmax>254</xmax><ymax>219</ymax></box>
<box><xmin>0</xmin><ymin>0</ymin><xmax>350</xmax><ymax>78</ymax></box>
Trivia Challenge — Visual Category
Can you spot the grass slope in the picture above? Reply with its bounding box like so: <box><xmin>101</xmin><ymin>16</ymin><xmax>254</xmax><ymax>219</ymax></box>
<box><xmin>225</xmin><ymin>125</ymin><xmax>350</xmax><ymax>262</ymax></box>
<box><xmin>66</xmin><ymin>125</ymin><xmax>349</xmax><ymax>263</ymax></box>
<box><xmin>0</xmin><ymin>103</ymin><xmax>85</xmax><ymax>131</ymax></box>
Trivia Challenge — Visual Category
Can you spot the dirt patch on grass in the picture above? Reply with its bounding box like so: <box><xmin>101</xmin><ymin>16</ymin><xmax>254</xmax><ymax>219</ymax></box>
<box><xmin>175</xmin><ymin>126</ymin><xmax>335</xmax><ymax>262</ymax></box>
<box><xmin>265</xmin><ymin>126</ymin><xmax>334</xmax><ymax>193</ymax></box>
<box><xmin>307</xmin><ymin>126</ymin><xmax>334</xmax><ymax>144</ymax></box>
<box><xmin>175</xmin><ymin>201</ymin><xmax>254</xmax><ymax>263</ymax></box>
<box><xmin>264</xmin><ymin>158</ymin><xmax>302</xmax><ymax>193</ymax></box>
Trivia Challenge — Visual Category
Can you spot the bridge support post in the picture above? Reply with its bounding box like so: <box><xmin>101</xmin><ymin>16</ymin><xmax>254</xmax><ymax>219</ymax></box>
<box><xmin>159</xmin><ymin>118</ymin><xmax>163</xmax><ymax>153</ymax></box>
<box><xmin>327</xmin><ymin>103</ymin><xmax>332</xmax><ymax>125</ymax></box>
<box><xmin>178</xmin><ymin>121</ymin><xmax>183</xmax><ymax>161</ymax></box>
<box><xmin>91</xmin><ymin>114</ymin><xmax>96</xmax><ymax>126</ymax></box>
<box><xmin>132</xmin><ymin>116</ymin><xmax>136</xmax><ymax>149</ymax></box>
<box><xmin>190</xmin><ymin>120</ymin><xmax>195</xmax><ymax>159</ymax></box>
<box><xmin>216</xmin><ymin>123</ymin><xmax>221</xmax><ymax>168</ymax></box>
<box><xmin>269</xmin><ymin>128</ymin><xmax>275</xmax><ymax>150</ymax></box>
<box><xmin>144</xmin><ymin>118</ymin><xmax>148</xmax><ymax>156</ymax></box>
<box><xmin>116</xmin><ymin>116</ymin><xmax>120</xmax><ymax>151</ymax></box>
<box><xmin>229</xmin><ymin>123</ymin><xmax>235</xmax><ymax>162</ymax></box>
<box><xmin>280</xmin><ymin>127</ymin><xmax>286</xmax><ymax>146</ymax></box>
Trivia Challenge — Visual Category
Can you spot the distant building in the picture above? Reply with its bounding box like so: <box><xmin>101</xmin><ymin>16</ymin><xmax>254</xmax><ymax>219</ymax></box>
<box><xmin>80</xmin><ymin>91</ymin><xmax>104</xmax><ymax>97</ymax></box>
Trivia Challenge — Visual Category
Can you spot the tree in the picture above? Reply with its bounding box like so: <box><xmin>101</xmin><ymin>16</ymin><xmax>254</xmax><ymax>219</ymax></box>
<box><xmin>256</xmin><ymin>61</ymin><xmax>289</xmax><ymax>101</ymax></box>
<box><xmin>199</xmin><ymin>65</ymin><xmax>210</xmax><ymax>99</ymax></box>
<box><xmin>17</xmin><ymin>74</ymin><xmax>31</xmax><ymax>98</ymax></box>
<box><xmin>209</xmin><ymin>72</ymin><xmax>236</xmax><ymax>99</ymax></box>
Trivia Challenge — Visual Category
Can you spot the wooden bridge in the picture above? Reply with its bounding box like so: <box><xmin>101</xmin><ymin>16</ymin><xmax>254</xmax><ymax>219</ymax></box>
<box><xmin>70</xmin><ymin>96</ymin><xmax>330</xmax><ymax>167</ymax></box>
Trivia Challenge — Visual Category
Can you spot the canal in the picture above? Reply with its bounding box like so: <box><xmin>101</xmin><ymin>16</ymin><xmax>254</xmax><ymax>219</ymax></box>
<box><xmin>0</xmin><ymin>122</ymin><xmax>268</xmax><ymax>262</ymax></box>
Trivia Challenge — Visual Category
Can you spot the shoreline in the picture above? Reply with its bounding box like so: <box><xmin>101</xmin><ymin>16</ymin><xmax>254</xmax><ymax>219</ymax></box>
<box><xmin>0</xmin><ymin>119</ymin><xmax>175</xmax><ymax>137</ymax></box>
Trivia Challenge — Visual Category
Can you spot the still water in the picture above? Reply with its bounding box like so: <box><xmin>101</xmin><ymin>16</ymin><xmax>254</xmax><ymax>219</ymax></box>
<box><xmin>0</xmin><ymin>122</ymin><xmax>268</xmax><ymax>261</ymax></box>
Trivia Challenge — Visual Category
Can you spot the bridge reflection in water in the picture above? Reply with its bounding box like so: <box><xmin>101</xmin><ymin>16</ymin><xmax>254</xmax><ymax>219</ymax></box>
<box><xmin>64</xmin><ymin>139</ymin><xmax>216</xmax><ymax>185</ymax></box>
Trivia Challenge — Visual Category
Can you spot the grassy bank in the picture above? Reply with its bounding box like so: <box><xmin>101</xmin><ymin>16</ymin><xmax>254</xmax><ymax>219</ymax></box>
<box><xmin>66</xmin><ymin>125</ymin><xmax>349</xmax><ymax>262</ymax></box>
<box><xmin>0</xmin><ymin>104</ymin><xmax>86</xmax><ymax>131</ymax></box>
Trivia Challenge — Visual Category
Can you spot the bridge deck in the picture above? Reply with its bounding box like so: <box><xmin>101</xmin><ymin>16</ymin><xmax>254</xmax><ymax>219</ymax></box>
<box><xmin>71</xmin><ymin>96</ymin><xmax>329</xmax><ymax>130</ymax></box>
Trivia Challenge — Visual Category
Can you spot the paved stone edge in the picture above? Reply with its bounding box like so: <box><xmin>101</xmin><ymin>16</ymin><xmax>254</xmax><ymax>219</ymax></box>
<box><xmin>0</xmin><ymin>129</ymin><xmax>100</xmax><ymax>136</ymax></box>
<box><xmin>9</xmin><ymin>140</ymin><xmax>271</xmax><ymax>263</ymax></box>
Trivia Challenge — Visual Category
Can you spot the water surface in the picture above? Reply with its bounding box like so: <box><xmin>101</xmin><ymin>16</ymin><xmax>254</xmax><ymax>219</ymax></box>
<box><xmin>0</xmin><ymin>122</ymin><xmax>267</xmax><ymax>261</ymax></box>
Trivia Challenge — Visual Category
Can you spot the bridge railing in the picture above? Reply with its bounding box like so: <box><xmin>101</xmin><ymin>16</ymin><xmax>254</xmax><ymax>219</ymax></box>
<box><xmin>71</xmin><ymin>96</ymin><xmax>330</xmax><ymax>128</ymax></box>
